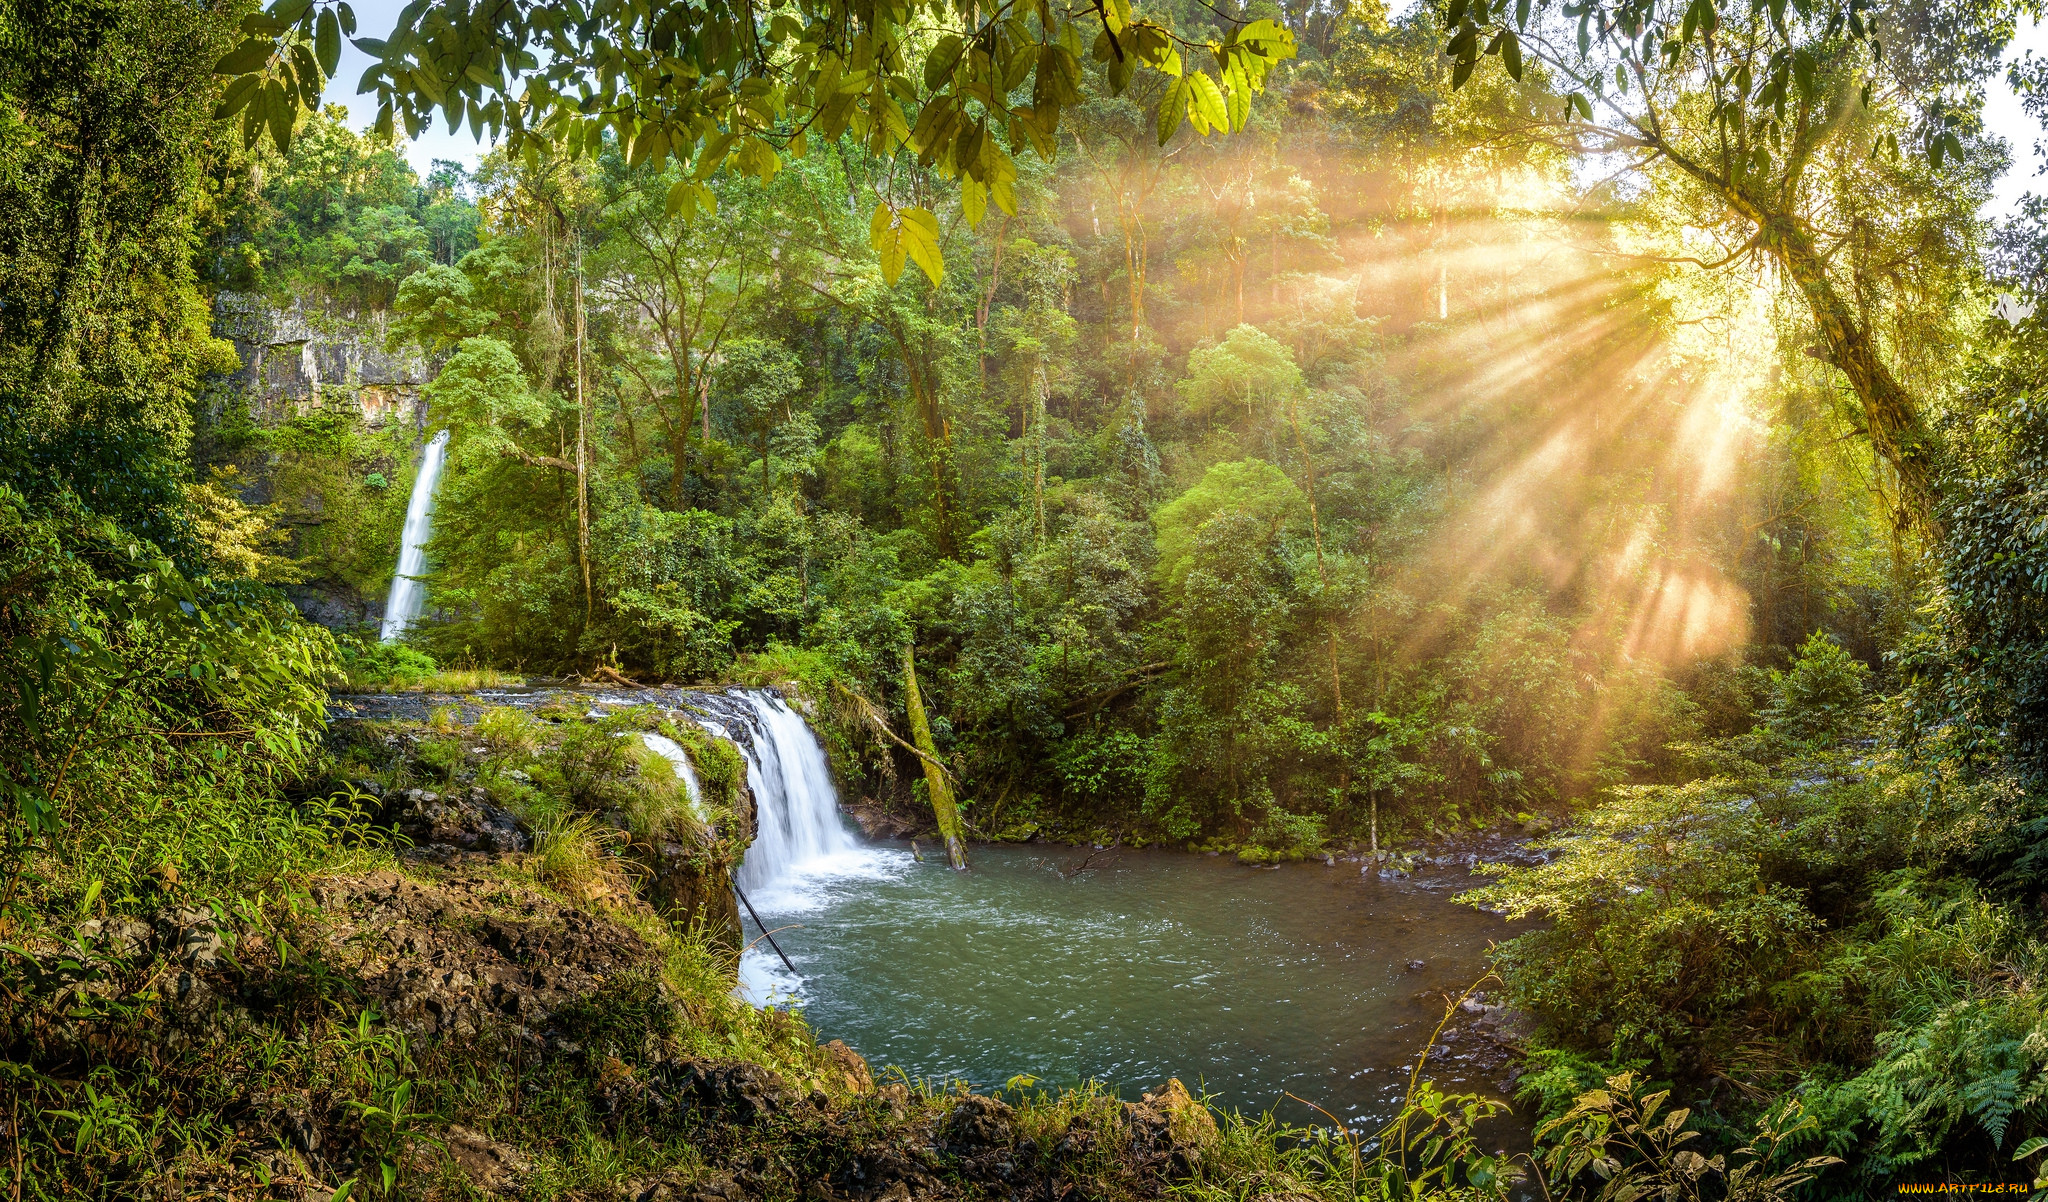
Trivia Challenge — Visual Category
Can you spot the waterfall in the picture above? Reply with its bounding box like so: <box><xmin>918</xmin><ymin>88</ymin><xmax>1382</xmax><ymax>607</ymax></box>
<box><xmin>729</xmin><ymin>690</ymin><xmax>868</xmax><ymax>898</ymax></box>
<box><xmin>712</xmin><ymin>689</ymin><xmax>906</xmax><ymax>1006</ymax></box>
<box><xmin>639</xmin><ymin>733</ymin><xmax>706</xmax><ymax>818</ymax></box>
<box><xmin>380</xmin><ymin>429</ymin><xmax>451</xmax><ymax>642</ymax></box>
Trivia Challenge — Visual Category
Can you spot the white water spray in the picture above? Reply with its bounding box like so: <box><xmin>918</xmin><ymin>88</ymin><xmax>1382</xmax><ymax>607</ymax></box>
<box><xmin>380</xmin><ymin>430</ymin><xmax>450</xmax><ymax>642</ymax></box>
<box><xmin>730</xmin><ymin>691</ymin><xmax>874</xmax><ymax>899</ymax></box>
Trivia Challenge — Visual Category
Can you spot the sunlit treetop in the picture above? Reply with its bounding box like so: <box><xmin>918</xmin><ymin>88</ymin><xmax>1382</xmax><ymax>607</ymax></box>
<box><xmin>1439</xmin><ymin>0</ymin><xmax>2030</xmax><ymax>168</ymax></box>
<box><xmin>1429</xmin><ymin>0</ymin><xmax>2033</xmax><ymax>531</ymax></box>
<box><xmin>215</xmin><ymin>0</ymin><xmax>1297</xmax><ymax>285</ymax></box>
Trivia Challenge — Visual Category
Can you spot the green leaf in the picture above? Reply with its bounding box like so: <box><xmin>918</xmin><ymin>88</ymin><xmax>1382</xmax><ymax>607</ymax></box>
<box><xmin>1222</xmin><ymin>56</ymin><xmax>1251</xmax><ymax>129</ymax></box>
<box><xmin>898</xmin><ymin>206</ymin><xmax>943</xmax><ymax>286</ymax></box>
<box><xmin>242</xmin><ymin>97</ymin><xmax>265</xmax><ymax>148</ymax></box>
<box><xmin>316</xmin><ymin>9</ymin><xmax>341</xmax><ymax>75</ymax></box>
<box><xmin>291</xmin><ymin>42</ymin><xmax>322</xmax><ymax>100</ymax></box>
<box><xmin>1156</xmin><ymin>75</ymin><xmax>1188</xmax><ymax>144</ymax></box>
<box><xmin>665</xmin><ymin>178</ymin><xmax>698</xmax><ymax>221</ymax></box>
<box><xmin>925</xmin><ymin>34</ymin><xmax>963</xmax><ymax>91</ymax></box>
<box><xmin>272</xmin><ymin>0</ymin><xmax>314</xmax><ymax>24</ymax></box>
<box><xmin>215</xmin><ymin>74</ymin><xmax>263</xmax><ymax>119</ymax></box>
<box><xmin>1186</xmin><ymin>70</ymin><xmax>1227</xmax><ymax>134</ymax></box>
<box><xmin>870</xmin><ymin>201</ymin><xmax>907</xmax><ymax>285</ymax></box>
<box><xmin>265</xmin><ymin>79</ymin><xmax>294</xmax><ymax>153</ymax></box>
<box><xmin>1501</xmin><ymin>29</ymin><xmax>1522</xmax><ymax>79</ymax></box>
<box><xmin>961</xmin><ymin>176</ymin><xmax>987</xmax><ymax>227</ymax></box>
<box><xmin>337</xmin><ymin>1</ymin><xmax>356</xmax><ymax>35</ymax></box>
<box><xmin>215</xmin><ymin>39</ymin><xmax>275</xmax><ymax>75</ymax></box>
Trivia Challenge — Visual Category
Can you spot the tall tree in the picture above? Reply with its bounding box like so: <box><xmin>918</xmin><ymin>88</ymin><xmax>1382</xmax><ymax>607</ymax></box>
<box><xmin>1437</xmin><ymin>0</ymin><xmax>2025</xmax><ymax>527</ymax></box>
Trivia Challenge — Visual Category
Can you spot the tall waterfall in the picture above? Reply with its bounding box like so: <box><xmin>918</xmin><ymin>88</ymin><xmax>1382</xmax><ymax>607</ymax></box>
<box><xmin>380</xmin><ymin>429</ymin><xmax>451</xmax><ymax>641</ymax></box>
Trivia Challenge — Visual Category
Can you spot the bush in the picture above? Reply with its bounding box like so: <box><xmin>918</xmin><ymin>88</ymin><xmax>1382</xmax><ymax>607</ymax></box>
<box><xmin>336</xmin><ymin>638</ymin><xmax>438</xmax><ymax>689</ymax></box>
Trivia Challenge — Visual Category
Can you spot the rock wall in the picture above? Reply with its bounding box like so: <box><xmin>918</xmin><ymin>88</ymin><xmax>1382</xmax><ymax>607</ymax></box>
<box><xmin>214</xmin><ymin>292</ymin><xmax>436</xmax><ymax>430</ymax></box>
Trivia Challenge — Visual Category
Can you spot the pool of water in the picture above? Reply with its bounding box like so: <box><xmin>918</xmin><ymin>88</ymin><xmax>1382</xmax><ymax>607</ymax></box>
<box><xmin>739</xmin><ymin>841</ymin><xmax>1527</xmax><ymax>1133</ymax></box>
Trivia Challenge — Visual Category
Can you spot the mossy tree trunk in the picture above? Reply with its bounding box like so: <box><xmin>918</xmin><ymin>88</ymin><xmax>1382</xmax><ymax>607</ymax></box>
<box><xmin>901</xmin><ymin>643</ymin><xmax>968</xmax><ymax>869</ymax></box>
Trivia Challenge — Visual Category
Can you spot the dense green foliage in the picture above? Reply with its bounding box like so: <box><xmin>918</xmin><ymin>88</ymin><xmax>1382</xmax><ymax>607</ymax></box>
<box><xmin>9</xmin><ymin>0</ymin><xmax>2048</xmax><ymax>1190</ymax></box>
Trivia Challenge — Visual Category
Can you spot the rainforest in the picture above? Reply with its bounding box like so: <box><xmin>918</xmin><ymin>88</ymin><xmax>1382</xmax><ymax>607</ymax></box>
<box><xmin>6</xmin><ymin>0</ymin><xmax>2048</xmax><ymax>1193</ymax></box>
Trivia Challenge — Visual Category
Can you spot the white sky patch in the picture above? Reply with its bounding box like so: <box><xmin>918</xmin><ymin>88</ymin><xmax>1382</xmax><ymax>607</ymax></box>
<box><xmin>1983</xmin><ymin>16</ymin><xmax>2048</xmax><ymax>221</ymax></box>
<box><xmin>330</xmin><ymin>0</ymin><xmax>493</xmax><ymax>176</ymax></box>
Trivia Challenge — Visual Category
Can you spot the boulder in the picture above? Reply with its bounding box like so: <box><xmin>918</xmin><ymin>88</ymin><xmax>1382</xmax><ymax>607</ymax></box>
<box><xmin>821</xmin><ymin>1040</ymin><xmax>874</xmax><ymax>1094</ymax></box>
<box><xmin>941</xmin><ymin>1094</ymin><xmax>1015</xmax><ymax>1149</ymax></box>
<box><xmin>653</xmin><ymin>1060</ymin><xmax>795</xmax><ymax>1126</ymax></box>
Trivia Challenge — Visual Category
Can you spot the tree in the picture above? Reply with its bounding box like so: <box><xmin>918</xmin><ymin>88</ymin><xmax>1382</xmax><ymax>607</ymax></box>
<box><xmin>902</xmin><ymin>641</ymin><xmax>968</xmax><ymax>868</ymax></box>
<box><xmin>716</xmin><ymin>337</ymin><xmax>808</xmax><ymax>500</ymax></box>
<box><xmin>1434</xmin><ymin>0</ymin><xmax>2025</xmax><ymax>528</ymax></box>
<box><xmin>221</xmin><ymin>0</ymin><xmax>1299</xmax><ymax>287</ymax></box>
<box><xmin>597</xmin><ymin>164</ymin><xmax>774</xmax><ymax>505</ymax></box>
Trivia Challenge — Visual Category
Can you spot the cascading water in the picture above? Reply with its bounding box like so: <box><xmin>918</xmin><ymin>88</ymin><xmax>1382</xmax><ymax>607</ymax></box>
<box><xmin>730</xmin><ymin>691</ymin><xmax>868</xmax><ymax>897</ymax></box>
<box><xmin>639</xmin><ymin>733</ymin><xmax>706</xmax><ymax>818</ymax></box>
<box><xmin>710</xmin><ymin>689</ymin><xmax>906</xmax><ymax>1004</ymax></box>
<box><xmin>379</xmin><ymin>429</ymin><xmax>451</xmax><ymax>642</ymax></box>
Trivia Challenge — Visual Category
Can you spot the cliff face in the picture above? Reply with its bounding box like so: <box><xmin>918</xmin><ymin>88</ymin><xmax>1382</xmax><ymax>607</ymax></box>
<box><xmin>214</xmin><ymin>292</ymin><xmax>436</xmax><ymax>432</ymax></box>
<box><xmin>209</xmin><ymin>294</ymin><xmax>448</xmax><ymax>630</ymax></box>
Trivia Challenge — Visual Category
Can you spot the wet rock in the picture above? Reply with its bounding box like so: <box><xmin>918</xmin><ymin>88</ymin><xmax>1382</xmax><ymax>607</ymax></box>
<box><xmin>832</xmin><ymin>1150</ymin><xmax>946</xmax><ymax>1202</ymax></box>
<box><xmin>1141</xmin><ymin>1079</ymin><xmax>1217</xmax><ymax>1141</ymax></box>
<box><xmin>443</xmin><ymin>1124</ymin><xmax>530</xmax><ymax>1192</ymax></box>
<box><xmin>76</xmin><ymin>916</ymin><xmax>155</xmax><ymax>961</ymax></box>
<box><xmin>875</xmin><ymin>1082</ymin><xmax>912</xmax><ymax>1119</ymax></box>
<box><xmin>1123</xmin><ymin>1077</ymin><xmax>1215</xmax><ymax>1178</ymax></box>
<box><xmin>305</xmin><ymin>870</ymin><xmax>656</xmax><ymax>1039</ymax></box>
<box><xmin>1405</xmin><ymin>959</ymin><xmax>1427</xmax><ymax>971</ymax></box>
<box><xmin>642</xmin><ymin>838</ymin><xmax>742</xmax><ymax>950</ymax></box>
<box><xmin>845</xmin><ymin>800</ymin><xmax>924</xmax><ymax>841</ymax></box>
<box><xmin>158</xmin><ymin>906</ymin><xmax>226</xmax><ymax>969</ymax></box>
<box><xmin>394</xmin><ymin>788</ymin><xmax>529</xmax><ymax>853</ymax></box>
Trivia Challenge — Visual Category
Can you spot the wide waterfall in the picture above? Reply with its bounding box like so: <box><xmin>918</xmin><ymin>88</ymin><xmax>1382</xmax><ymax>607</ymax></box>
<box><xmin>728</xmin><ymin>691</ymin><xmax>872</xmax><ymax>897</ymax></box>
<box><xmin>379</xmin><ymin>429</ymin><xmax>451</xmax><ymax>641</ymax></box>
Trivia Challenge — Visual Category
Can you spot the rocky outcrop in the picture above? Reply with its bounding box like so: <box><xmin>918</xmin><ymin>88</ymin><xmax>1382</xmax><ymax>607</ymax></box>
<box><xmin>388</xmin><ymin>785</ymin><xmax>531</xmax><ymax>855</ymax></box>
<box><xmin>214</xmin><ymin>292</ymin><xmax>436</xmax><ymax>429</ymax></box>
<box><xmin>305</xmin><ymin>869</ymin><xmax>658</xmax><ymax>1039</ymax></box>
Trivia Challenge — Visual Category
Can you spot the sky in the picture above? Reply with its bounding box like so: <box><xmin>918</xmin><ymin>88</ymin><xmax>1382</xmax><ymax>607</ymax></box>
<box><xmin>331</xmin><ymin>1</ymin><xmax>2047</xmax><ymax>220</ymax></box>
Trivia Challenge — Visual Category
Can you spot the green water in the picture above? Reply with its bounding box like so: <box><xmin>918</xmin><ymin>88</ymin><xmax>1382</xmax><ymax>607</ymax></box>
<box><xmin>744</xmin><ymin>842</ymin><xmax>1526</xmax><ymax>1133</ymax></box>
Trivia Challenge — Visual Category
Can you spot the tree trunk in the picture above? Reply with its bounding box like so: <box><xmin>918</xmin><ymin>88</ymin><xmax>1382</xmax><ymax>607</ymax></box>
<box><xmin>574</xmin><ymin>238</ymin><xmax>593</xmax><ymax>626</ymax></box>
<box><xmin>1762</xmin><ymin>212</ymin><xmax>1939</xmax><ymax>528</ymax></box>
<box><xmin>1031</xmin><ymin>360</ymin><xmax>1048</xmax><ymax>547</ymax></box>
<box><xmin>1654</xmin><ymin>148</ymin><xmax>1943</xmax><ymax>531</ymax></box>
<box><xmin>1287</xmin><ymin>400</ymin><xmax>1342</xmax><ymax>716</ymax></box>
<box><xmin>901</xmin><ymin>643</ymin><xmax>968</xmax><ymax>869</ymax></box>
